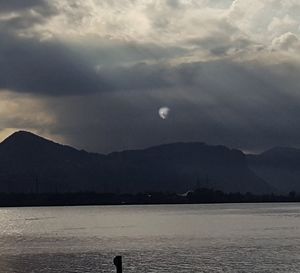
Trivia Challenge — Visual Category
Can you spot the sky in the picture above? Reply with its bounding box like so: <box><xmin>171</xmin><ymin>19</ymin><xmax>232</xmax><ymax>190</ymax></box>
<box><xmin>0</xmin><ymin>0</ymin><xmax>300</xmax><ymax>153</ymax></box>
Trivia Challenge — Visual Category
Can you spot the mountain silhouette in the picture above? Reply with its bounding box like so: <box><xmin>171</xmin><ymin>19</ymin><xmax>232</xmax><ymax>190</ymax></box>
<box><xmin>247</xmin><ymin>147</ymin><xmax>300</xmax><ymax>193</ymax></box>
<box><xmin>0</xmin><ymin>131</ymin><xmax>106</xmax><ymax>193</ymax></box>
<box><xmin>107</xmin><ymin>142</ymin><xmax>271</xmax><ymax>193</ymax></box>
<box><xmin>0</xmin><ymin>131</ymin><xmax>273</xmax><ymax>194</ymax></box>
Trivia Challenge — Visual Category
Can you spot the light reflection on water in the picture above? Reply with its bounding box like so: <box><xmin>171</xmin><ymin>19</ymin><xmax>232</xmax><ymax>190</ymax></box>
<box><xmin>0</xmin><ymin>203</ymin><xmax>300</xmax><ymax>273</ymax></box>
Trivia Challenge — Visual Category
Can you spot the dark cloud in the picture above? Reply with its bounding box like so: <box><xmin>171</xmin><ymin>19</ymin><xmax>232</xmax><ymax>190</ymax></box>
<box><xmin>39</xmin><ymin>57</ymin><xmax>300</xmax><ymax>153</ymax></box>
<box><xmin>0</xmin><ymin>26</ymin><xmax>184</xmax><ymax>96</ymax></box>
<box><xmin>1</xmin><ymin>18</ymin><xmax>300</xmax><ymax>153</ymax></box>
<box><xmin>0</xmin><ymin>32</ymin><xmax>112</xmax><ymax>95</ymax></box>
<box><xmin>0</xmin><ymin>0</ymin><xmax>49</xmax><ymax>13</ymax></box>
<box><xmin>0</xmin><ymin>25</ymin><xmax>256</xmax><ymax>97</ymax></box>
<box><xmin>0</xmin><ymin>32</ymin><xmax>187</xmax><ymax>96</ymax></box>
<box><xmin>1</xmin><ymin>0</ymin><xmax>300</xmax><ymax>153</ymax></box>
<box><xmin>0</xmin><ymin>1</ymin><xmax>92</xmax><ymax>96</ymax></box>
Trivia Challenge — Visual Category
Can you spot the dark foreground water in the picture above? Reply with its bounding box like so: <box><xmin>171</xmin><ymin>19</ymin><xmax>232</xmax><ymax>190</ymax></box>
<box><xmin>0</xmin><ymin>203</ymin><xmax>300</xmax><ymax>273</ymax></box>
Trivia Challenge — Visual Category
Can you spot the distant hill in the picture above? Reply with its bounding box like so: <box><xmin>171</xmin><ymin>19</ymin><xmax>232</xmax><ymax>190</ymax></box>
<box><xmin>247</xmin><ymin>147</ymin><xmax>300</xmax><ymax>194</ymax></box>
<box><xmin>0</xmin><ymin>131</ymin><xmax>107</xmax><ymax>193</ymax></box>
<box><xmin>107</xmin><ymin>143</ymin><xmax>271</xmax><ymax>193</ymax></box>
<box><xmin>0</xmin><ymin>131</ymin><xmax>272</xmax><ymax>194</ymax></box>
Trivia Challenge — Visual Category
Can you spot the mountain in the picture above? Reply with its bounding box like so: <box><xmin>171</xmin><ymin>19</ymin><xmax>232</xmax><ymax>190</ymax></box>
<box><xmin>0</xmin><ymin>131</ymin><xmax>107</xmax><ymax>193</ymax></box>
<box><xmin>107</xmin><ymin>143</ymin><xmax>271</xmax><ymax>193</ymax></box>
<box><xmin>247</xmin><ymin>147</ymin><xmax>300</xmax><ymax>194</ymax></box>
<box><xmin>0</xmin><ymin>131</ymin><xmax>272</xmax><ymax>194</ymax></box>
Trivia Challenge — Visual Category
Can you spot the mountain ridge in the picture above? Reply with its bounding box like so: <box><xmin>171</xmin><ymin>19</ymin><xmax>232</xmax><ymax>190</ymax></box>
<box><xmin>247</xmin><ymin>147</ymin><xmax>300</xmax><ymax>193</ymax></box>
<box><xmin>0</xmin><ymin>130</ymin><xmax>296</xmax><ymax>194</ymax></box>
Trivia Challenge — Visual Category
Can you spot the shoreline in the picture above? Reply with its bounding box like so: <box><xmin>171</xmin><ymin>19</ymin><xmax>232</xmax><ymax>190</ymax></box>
<box><xmin>0</xmin><ymin>189</ymin><xmax>299</xmax><ymax>208</ymax></box>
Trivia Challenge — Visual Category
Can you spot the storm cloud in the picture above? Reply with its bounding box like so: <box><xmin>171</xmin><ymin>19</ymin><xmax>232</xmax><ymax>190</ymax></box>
<box><xmin>0</xmin><ymin>0</ymin><xmax>51</xmax><ymax>13</ymax></box>
<box><xmin>0</xmin><ymin>33</ymin><xmax>113</xmax><ymax>95</ymax></box>
<box><xmin>1</xmin><ymin>0</ymin><xmax>300</xmax><ymax>153</ymax></box>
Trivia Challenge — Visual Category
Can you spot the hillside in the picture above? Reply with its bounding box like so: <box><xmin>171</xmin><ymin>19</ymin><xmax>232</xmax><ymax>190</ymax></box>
<box><xmin>247</xmin><ymin>147</ymin><xmax>300</xmax><ymax>193</ymax></box>
<box><xmin>0</xmin><ymin>131</ymin><xmax>272</xmax><ymax>194</ymax></box>
<box><xmin>107</xmin><ymin>142</ymin><xmax>271</xmax><ymax>193</ymax></box>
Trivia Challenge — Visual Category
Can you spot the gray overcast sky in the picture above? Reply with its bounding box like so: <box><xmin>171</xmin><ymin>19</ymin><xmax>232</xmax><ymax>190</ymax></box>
<box><xmin>0</xmin><ymin>0</ymin><xmax>300</xmax><ymax>153</ymax></box>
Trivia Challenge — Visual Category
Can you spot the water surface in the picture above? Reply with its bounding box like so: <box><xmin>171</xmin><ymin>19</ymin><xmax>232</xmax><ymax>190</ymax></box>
<box><xmin>0</xmin><ymin>203</ymin><xmax>300</xmax><ymax>272</ymax></box>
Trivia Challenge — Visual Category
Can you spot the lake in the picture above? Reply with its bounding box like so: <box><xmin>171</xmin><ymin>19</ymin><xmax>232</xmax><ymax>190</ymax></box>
<box><xmin>0</xmin><ymin>203</ymin><xmax>299</xmax><ymax>273</ymax></box>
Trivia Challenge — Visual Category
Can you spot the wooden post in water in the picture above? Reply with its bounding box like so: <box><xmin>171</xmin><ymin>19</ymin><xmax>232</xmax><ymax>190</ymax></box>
<box><xmin>113</xmin><ymin>256</ymin><xmax>122</xmax><ymax>273</ymax></box>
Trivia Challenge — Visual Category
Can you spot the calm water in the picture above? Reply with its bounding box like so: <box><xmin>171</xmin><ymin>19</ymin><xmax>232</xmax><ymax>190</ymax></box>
<box><xmin>0</xmin><ymin>203</ymin><xmax>300</xmax><ymax>273</ymax></box>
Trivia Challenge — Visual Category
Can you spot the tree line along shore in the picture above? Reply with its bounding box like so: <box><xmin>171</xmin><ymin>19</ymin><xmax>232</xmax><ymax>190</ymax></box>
<box><xmin>0</xmin><ymin>188</ymin><xmax>299</xmax><ymax>207</ymax></box>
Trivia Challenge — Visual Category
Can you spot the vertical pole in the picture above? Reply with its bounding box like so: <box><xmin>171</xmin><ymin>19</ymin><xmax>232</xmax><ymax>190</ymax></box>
<box><xmin>113</xmin><ymin>256</ymin><xmax>122</xmax><ymax>273</ymax></box>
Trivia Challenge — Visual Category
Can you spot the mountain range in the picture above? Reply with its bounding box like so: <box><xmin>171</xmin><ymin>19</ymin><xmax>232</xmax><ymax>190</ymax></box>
<box><xmin>247</xmin><ymin>147</ymin><xmax>300</xmax><ymax>194</ymax></box>
<box><xmin>0</xmin><ymin>131</ymin><xmax>298</xmax><ymax>194</ymax></box>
